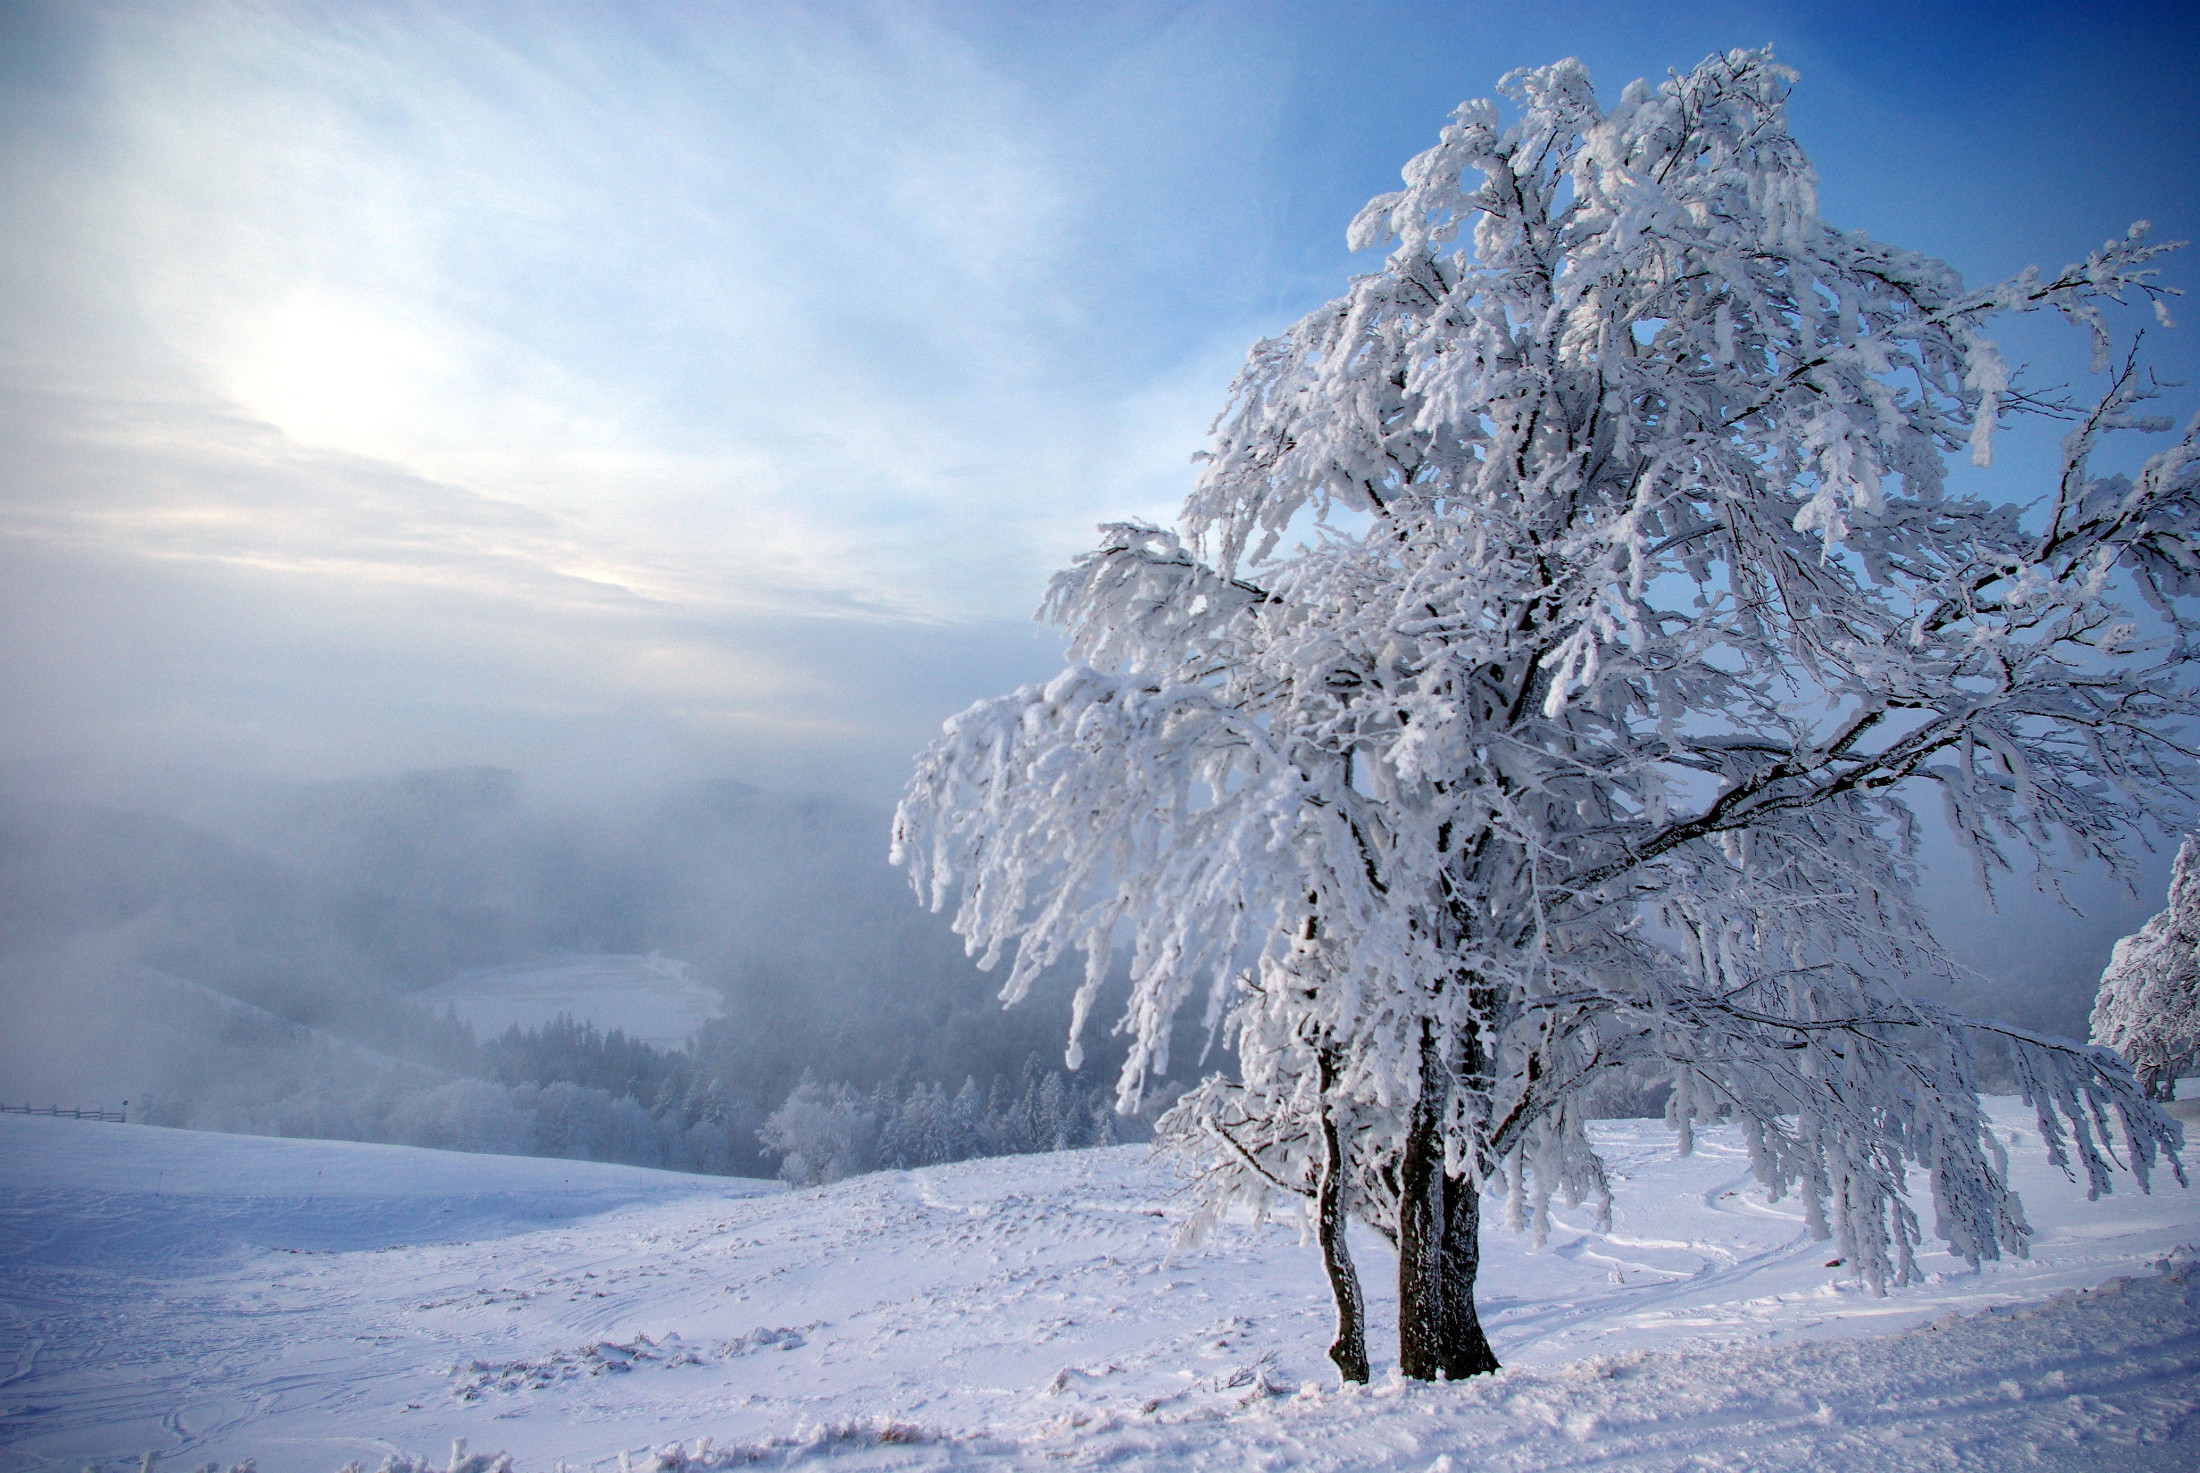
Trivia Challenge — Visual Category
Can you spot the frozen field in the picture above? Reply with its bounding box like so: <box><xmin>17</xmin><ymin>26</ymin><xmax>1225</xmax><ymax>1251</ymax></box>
<box><xmin>1</xmin><ymin>1101</ymin><xmax>2194</xmax><ymax>1471</ymax></box>
<box><xmin>417</xmin><ymin>955</ymin><xmax>721</xmax><ymax>1049</ymax></box>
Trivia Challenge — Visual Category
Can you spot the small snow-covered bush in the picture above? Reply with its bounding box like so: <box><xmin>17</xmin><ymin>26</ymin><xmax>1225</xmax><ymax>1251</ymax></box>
<box><xmin>757</xmin><ymin>1073</ymin><xmax>874</xmax><ymax>1186</ymax></box>
<box><xmin>2093</xmin><ymin>836</ymin><xmax>2200</xmax><ymax>1099</ymax></box>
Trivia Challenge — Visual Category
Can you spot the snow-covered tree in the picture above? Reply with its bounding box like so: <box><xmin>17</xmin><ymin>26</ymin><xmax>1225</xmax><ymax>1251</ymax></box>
<box><xmin>949</xmin><ymin>1076</ymin><xmax>984</xmax><ymax>1158</ymax></box>
<box><xmin>895</xmin><ymin>49</ymin><xmax>2192</xmax><ymax>1383</ymax></box>
<box><xmin>2093</xmin><ymin>836</ymin><xmax>2200</xmax><ymax>1098</ymax></box>
<box><xmin>757</xmin><ymin>1072</ymin><xmax>875</xmax><ymax>1186</ymax></box>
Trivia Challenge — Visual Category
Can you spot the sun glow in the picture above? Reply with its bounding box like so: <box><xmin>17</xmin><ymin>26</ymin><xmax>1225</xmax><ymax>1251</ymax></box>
<box><xmin>217</xmin><ymin>294</ymin><xmax>456</xmax><ymax>457</ymax></box>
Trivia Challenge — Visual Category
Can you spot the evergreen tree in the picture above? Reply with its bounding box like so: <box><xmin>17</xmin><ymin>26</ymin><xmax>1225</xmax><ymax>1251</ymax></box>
<box><xmin>949</xmin><ymin>1076</ymin><xmax>984</xmax><ymax>1159</ymax></box>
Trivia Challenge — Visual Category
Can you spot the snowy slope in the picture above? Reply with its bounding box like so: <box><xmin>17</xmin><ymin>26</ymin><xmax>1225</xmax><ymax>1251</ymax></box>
<box><xmin>130</xmin><ymin>966</ymin><xmax>433</xmax><ymax>1077</ymax></box>
<box><xmin>1</xmin><ymin>1103</ymin><xmax>2194</xmax><ymax>1472</ymax></box>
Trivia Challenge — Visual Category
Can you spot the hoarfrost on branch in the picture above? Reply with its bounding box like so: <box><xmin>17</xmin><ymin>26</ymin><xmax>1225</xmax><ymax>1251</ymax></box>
<box><xmin>896</xmin><ymin>47</ymin><xmax>2192</xmax><ymax>1381</ymax></box>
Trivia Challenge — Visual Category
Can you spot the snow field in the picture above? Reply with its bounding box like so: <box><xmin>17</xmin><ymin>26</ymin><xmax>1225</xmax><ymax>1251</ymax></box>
<box><xmin>0</xmin><ymin>1099</ymin><xmax>2194</xmax><ymax>1471</ymax></box>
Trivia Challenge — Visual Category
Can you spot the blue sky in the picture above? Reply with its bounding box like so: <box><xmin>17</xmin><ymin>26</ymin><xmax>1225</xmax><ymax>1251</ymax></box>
<box><xmin>2</xmin><ymin>0</ymin><xmax>2195</xmax><ymax>810</ymax></box>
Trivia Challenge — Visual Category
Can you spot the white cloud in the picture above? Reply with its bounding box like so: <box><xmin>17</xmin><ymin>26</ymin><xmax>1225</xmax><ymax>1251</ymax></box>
<box><xmin>0</xmin><ymin>3</ymin><xmax>1320</xmax><ymax>796</ymax></box>
<box><xmin>71</xmin><ymin>4</ymin><xmax>1229</xmax><ymax>615</ymax></box>
<box><xmin>31</xmin><ymin>2</ymin><xmax>2176</xmax><ymax>804</ymax></box>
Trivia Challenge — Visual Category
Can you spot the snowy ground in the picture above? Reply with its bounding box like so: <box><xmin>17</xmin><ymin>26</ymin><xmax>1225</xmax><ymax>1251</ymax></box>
<box><xmin>417</xmin><ymin>955</ymin><xmax>720</xmax><ymax>1049</ymax></box>
<box><xmin>1</xmin><ymin>1100</ymin><xmax>2194</xmax><ymax>1472</ymax></box>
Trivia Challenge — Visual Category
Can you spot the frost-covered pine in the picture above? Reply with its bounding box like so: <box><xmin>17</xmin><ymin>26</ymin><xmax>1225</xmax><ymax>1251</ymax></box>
<box><xmin>896</xmin><ymin>48</ymin><xmax>2193</xmax><ymax>1382</ymax></box>
<box><xmin>2093</xmin><ymin>837</ymin><xmax>2200</xmax><ymax>1099</ymax></box>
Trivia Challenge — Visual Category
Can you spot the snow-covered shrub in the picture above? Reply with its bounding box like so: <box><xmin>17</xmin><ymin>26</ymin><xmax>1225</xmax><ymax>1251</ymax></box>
<box><xmin>757</xmin><ymin>1073</ymin><xmax>875</xmax><ymax>1186</ymax></box>
<box><xmin>2093</xmin><ymin>837</ymin><xmax>2200</xmax><ymax>1099</ymax></box>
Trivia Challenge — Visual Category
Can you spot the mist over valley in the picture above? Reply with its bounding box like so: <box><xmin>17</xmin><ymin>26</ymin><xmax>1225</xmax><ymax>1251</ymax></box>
<box><xmin>0</xmin><ymin>763</ymin><xmax>1187</xmax><ymax>1179</ymax></box>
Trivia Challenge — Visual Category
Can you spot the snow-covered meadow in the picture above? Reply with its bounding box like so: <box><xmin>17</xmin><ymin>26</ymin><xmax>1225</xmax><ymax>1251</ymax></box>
<box><xmin>3</xmin><ymin>1101</ymin><xmax>2195</xmax><ymax>1472</ymax></box>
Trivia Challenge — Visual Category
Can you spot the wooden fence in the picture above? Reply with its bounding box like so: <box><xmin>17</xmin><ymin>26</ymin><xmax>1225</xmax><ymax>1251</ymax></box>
<box><xmin>0</xmin><ymin>1102</ymin><xmax>126</xmax><ymax>1123</ymax></box>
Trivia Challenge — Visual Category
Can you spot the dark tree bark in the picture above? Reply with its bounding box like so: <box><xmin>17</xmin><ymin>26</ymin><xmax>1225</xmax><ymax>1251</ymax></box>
<box><xmin>1399</xmin><ymin>1017</ymin><xmax>1502</xmax><ymax>1381</ymax></box>
<box><xmin>1315</xmin><ymin>1047</ymin><xmax>1369</xmax><ymax>1383</ymax></box>
<box><xmin>1439</xmin><ymin>972</ymin><xmax>1503</xmax><ymax>1379</ymax></box>
<box><xmin>1438</xmin><ymin>1166</ymin><xmax>1501</xmax><ymax>1378</ymax></box>
<box><xmin>1397</xmin><ymin>1023</ymin><xmax>1447</xmax><ymax>1379</ymax></box>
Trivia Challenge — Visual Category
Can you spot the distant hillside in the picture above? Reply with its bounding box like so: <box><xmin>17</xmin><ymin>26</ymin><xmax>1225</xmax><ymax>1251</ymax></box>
<box><xmin>0</xmin><ymin>769</ymin><xmax>1204</xmax><ymax>1169</ymax></box>
<box><xmin>421</xmin><ymin>953</ymin><xmax>723</xmax><ymax>1050</ymax></box>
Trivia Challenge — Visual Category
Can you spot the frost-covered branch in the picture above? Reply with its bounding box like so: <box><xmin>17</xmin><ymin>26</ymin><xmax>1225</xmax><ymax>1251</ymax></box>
<box><xmin>896</xmin><ymin>46</ymin><xmax>2195</xmax><ymax>1379</ymax></box>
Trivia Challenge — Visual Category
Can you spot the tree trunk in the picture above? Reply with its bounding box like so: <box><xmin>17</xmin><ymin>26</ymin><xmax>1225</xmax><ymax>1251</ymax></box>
<box><xmin>1315</xmin><ymin>1049</ymin><xmax>1369</xmax><ymax>1384</ymax></box>
<box><xmin>1397</xmin><ymin>1023</ymin><xmax>1447</xmax><ymax>1379</ymax></box>
<box><xmin>1439</xmin><ymin>972</ymin><xmax>1502</xmax><ymax>1379</ymax></box>
<box><xmin>1399</xmin><ymin>1020</ymin><xmax>1502</xmax><ymax>1380</ymax></box>
<box><xmin>1438</xmin><ymin>1167</ymin><xmax>1501</xmax><ymax>1378</ymax></box>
